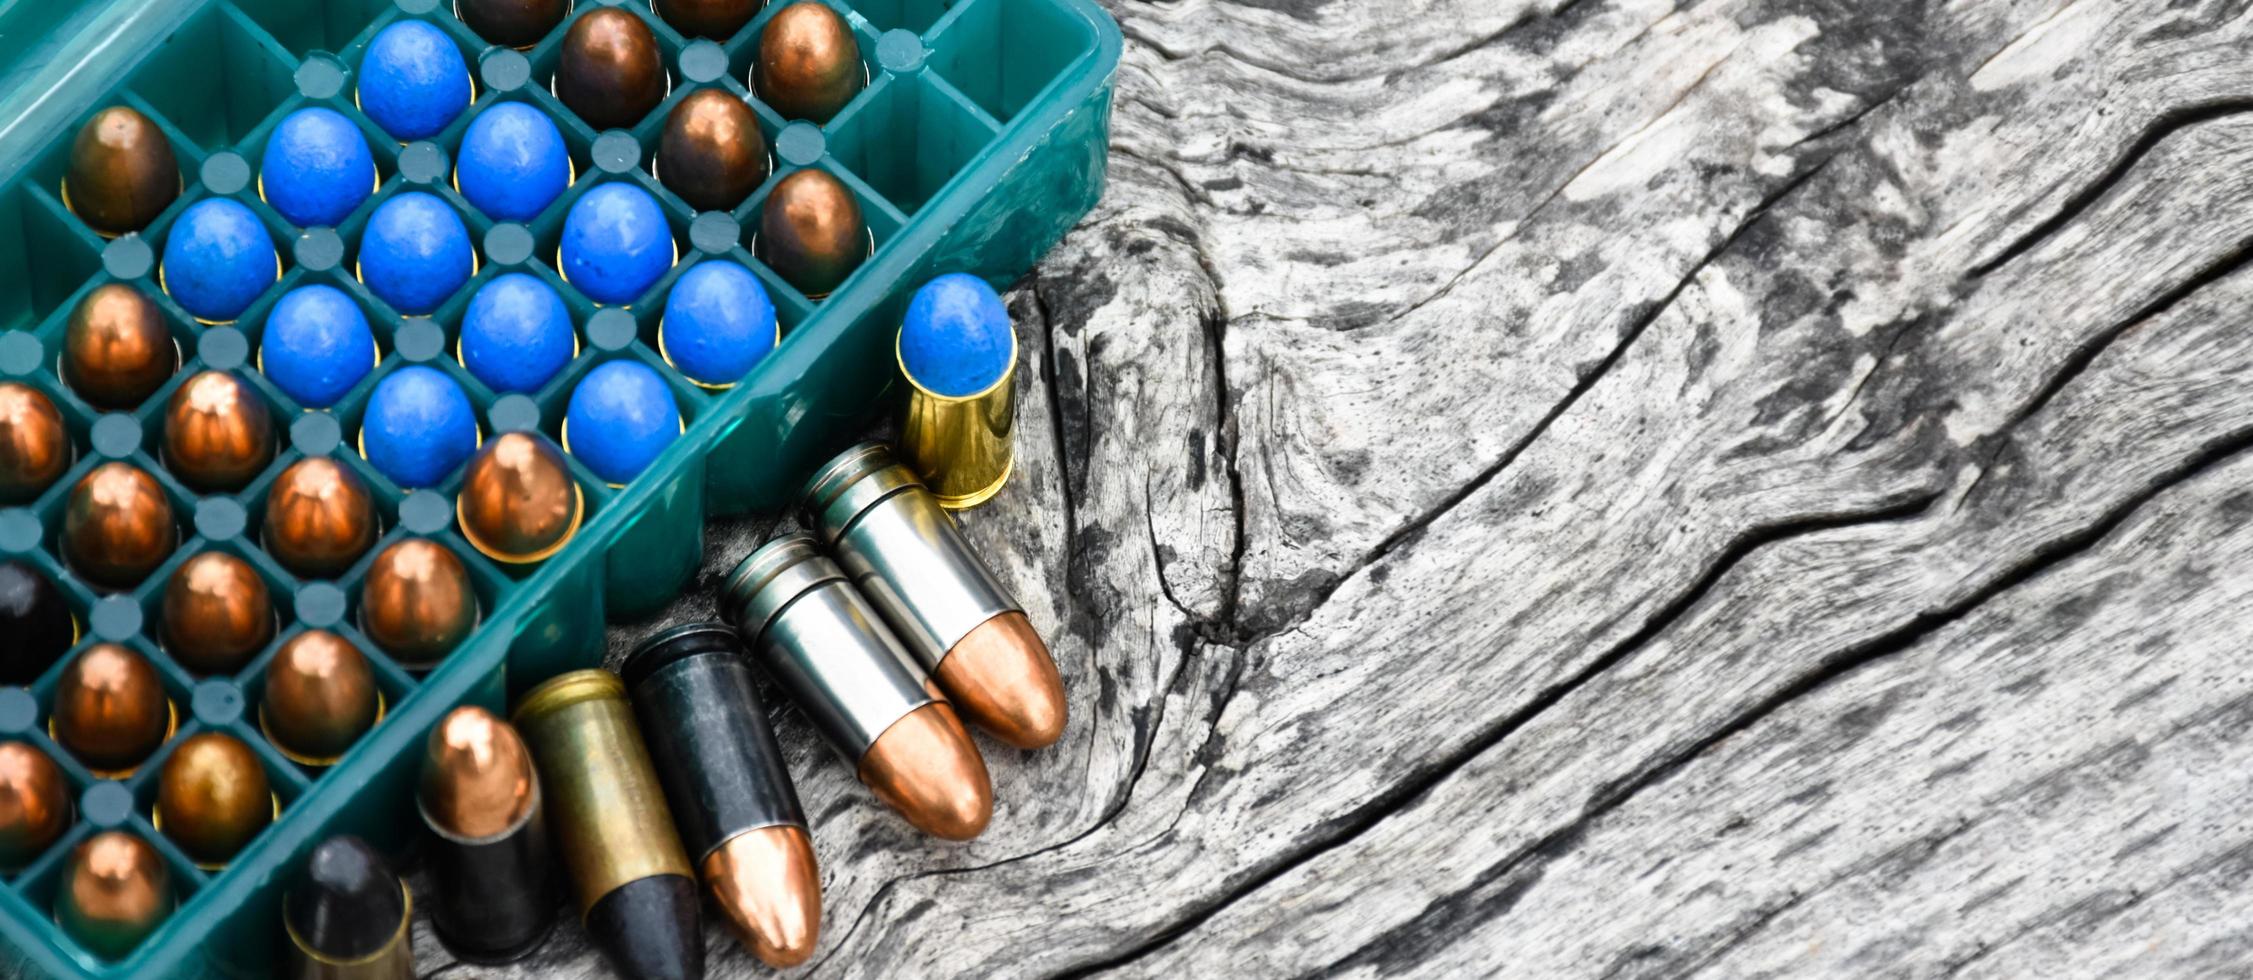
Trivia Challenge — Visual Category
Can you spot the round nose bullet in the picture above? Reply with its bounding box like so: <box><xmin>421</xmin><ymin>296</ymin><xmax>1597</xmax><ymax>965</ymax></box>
<box><xmin>261</xmin><ymin>456</ymin><xmax>377</xmax><ymax>579</ymax></box>
<box><xmin>658</xmin><ymin>89</ymin><xmax>768</xmax><ymax>213</ymax></box>
<box><xmin>0</xmin><ymin>741</ymin><xmax>69</xmax><ymax>868</ymax></box>
<box><xmin>63</xmin><ymin>462</ymin><xmax>176</xmax><ymax>590</ymax></box>
<box><xmin>418</xmin><ymin>706</ymin><xmax>556</xmax><ymax>962</ymax></box>
<box><xmin>156</xmin><ymin>731</ymin><xmax>271</xmax><ymax>867</ymax></box>
<box><xmin>162</xmin><ymin>371</ymin><xmax>274</xmax><ymax>492</ymax></box>
<box><xmin>624</xmin><ymin>625</ymin><xmax>820</xmax><ymax>967</ymax></box>
<box><xmin>758</xmin><ymin>168</ymin><xmax>864</xmax><ymax>299</ymax></box>
<box><xmin>656</xmin><ymin>0</ymin><xmax>758</xmax><ymax>40</ymax></box>
<box><xmin>56</xmin><ymin>832</ymin><xmax>173</xmax><ymax>960</ymax></box>
<box><xmin>359</xmin><ymin>538</ymin><xmax>476</xmax><ymax>669</ymax></box>
<box><xmin>933</xmin><ymin>611</ymin><xmax>1066</xmax><ymax>749</ymax></box>
<box><xmin>160</xmin><ymin>198</ymin><xmax>279</xmax><ymax>324</ymax></box>
<box><xmin>458</xmin><ymin>432</ymin><xmax>582</xmax><ymax>564</ymax></box>
<box><xmin>358</xmin><ymin>20</ymin><xmax>472</xmax><ymax>142</ymax></box>
<box><xmin>857</xmin><ymin>702</ymin><xmax>992</xmax><ymax>840</ymax></box>
<box><xmin>459</xmin><ymin>0</ymin><xmax>569</xmax><ymax>49</ymax></box>
<box><xmin>0</xmin><ymin>560</ymin><xmax>73</xmax><ymax>684</ymax></box>
<box><xmin>52</xmin><ymin>643</ymin><xmax>173</xmax><ymax>777</ymax></box>
<box><xmin>261</xmin><ymin>630</ymin><xmax>380</xmax><ymax>766</ymax></box>
<box><xmin>755</xmin><ymin>2</ymin><xmax>863</xmax><ymax>124</ymax></box>
<box><xmin>63</xmin><ymin>106</ymin><xmax>179</xmax><ymax>238</ymax></box>
<box><xmin>284</xmin><ymin>835</ymin><xmax>414</xmax><ymax>977</ymax></box>
<box><xmin>722</xmin><ymin>536</ymin><xmax>993</xmax><ymax>839</ymax></box>
<box><xmin>555</xmin><ymin>8</ymin><xmax>667</xmax><ymax>131</ymax></box>
<box><xmin>160</xmin><ymin>551</ymin><xmax>274</xmax><ymax>675</ymax></box>
<box><xmin>64</xmin><ymin>284</ymin><xmax>176</xmax><ymax>411</ymax></box>
<box><xmin>0</xmin><ymin>382</ymin><xmax>69</xmax><ymax>505</ymax></box>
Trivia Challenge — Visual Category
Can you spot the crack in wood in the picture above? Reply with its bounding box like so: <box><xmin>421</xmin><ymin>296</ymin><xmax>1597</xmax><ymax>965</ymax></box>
<box><xmin>1961</xmin><ymin>232</ymin><xmax>2253</xmax><ymax>512</ymax></box>
<box><xmin>1968</xmin><ymin>99</ymin><xmax>2253</xmax><ymax>278</ymax></box>
<box><xmin>1057</xmin><ymin>485</ymin><xmax>1940</xmax><ymax>978</ymax></box>
<box><xmin>1304</xmin><ymin>421</ymin><xmax>2253</xmax><ymax>980</ymax></box>
<box><xmin>1230</xmin><ymin>153</ymin><xmax>1839</xmax><ymax>652</ymax></box>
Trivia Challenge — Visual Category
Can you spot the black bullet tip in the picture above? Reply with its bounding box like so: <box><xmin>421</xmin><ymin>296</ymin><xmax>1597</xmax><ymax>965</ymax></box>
<box><xmin>587</xmin><ymin>874</ymin><xmax>704</xmax><ymax>980</ymax></box>
<box><xmin>287</xmin><ymin>835</ymin><xmax>406</xmax><ymax>961</ymax></box>
<box><xmin>0</xmin><ymin>559</ymin><xmax>72</xmax><ymax>684</ymax></box>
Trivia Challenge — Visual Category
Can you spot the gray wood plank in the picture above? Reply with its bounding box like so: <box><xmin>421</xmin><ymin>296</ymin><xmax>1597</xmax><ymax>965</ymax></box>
<box><xmin>414</xmin><ymin>0</ymin><xmax>2253</xmax><ymax>976</ymax></box>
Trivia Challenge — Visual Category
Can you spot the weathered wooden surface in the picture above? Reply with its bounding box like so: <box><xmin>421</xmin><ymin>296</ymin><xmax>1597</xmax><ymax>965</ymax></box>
<box><xmin>416</xmin><ymin>0</ymin><xmax>2253</xmax><ymax>976</ymax></box>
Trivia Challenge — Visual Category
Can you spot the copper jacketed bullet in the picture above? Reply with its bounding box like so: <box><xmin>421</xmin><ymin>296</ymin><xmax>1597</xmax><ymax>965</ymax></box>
<box><xmin>161</xmin><ymin>551</ymin><xmax>274</xmax><ymax>675</ymax></box>
<box><xmin>758</xmin><ymin>168</ymin><xmax>864</xmax><ymax>299</ymax></box>
<box><xmin>0</xmin><ymin>382</ymin><xmax>70</xmax><ymax>504</ymax></box>
<box><xmin>0</xmin><ymin>560</ymin><xmax>74</xmax><ymax>684</ymax></box>
<box><xmin>804</xmin><ymin>442</ymin><xmax>1065</xmax><ymax>748</ymax></box>
<box><xmin>0</xmin><ymin>741</ymin><xmax>69</xmax><ymax>868</ymax></box>
<box><xmin>556</xmin><ymin>9</ymin><xmax>667</xmax><ymax>131</ymax></box>
<box><xmin>163</xmin><ymin>370</ymin><xmax>274</xmax><ymax>492</ymax></box>
<box><xmin>418</xmin><ymin>706</ymin><xmax>557</xmax><ymax>963</ymax></box>
<box><xmin>625</xmin><ymin>625</ymin><xmax>820</xmax><ymax>966</ymax></box>
<box><xmin>754</xmin><ymin>2</ymin><xmax>863</xmax><ymax>124</ymax></box>
<box><xmin>457</xmin><ymin>431</ymin><xmax>582</xmax><ymax>565</ymax></box>
<box><xmin>261</xmin><ymin>630</ymin><xmax>381</xmax><ymax>767</ymax></box>
<box><xmin>262</xmin><ymin>456</ymin><xmax>378</xmax><ymax>579</ymax></box>
<box><xmin>658</xmin><ymin>89</ymin><xmax>768</xmax><ymax>213</ymax></box>
<box><xmin>283</xmin><ymin>835</ymin><xmax>415</xmax><ymax>980</ymax></box>
<box><xmin>63</xmin><ymin>462</ymin><xmax>176</xmax><ymax>590</ymax></box>
<box><xmin>56</xmin><ymin>832</ymin><xmax>173</xmax><ymax>960</ymax></box>
<box><xmin>64</xmin><ymin>283</ymin><xmax>176</xmax><ymax>410</ymax></box>
<box><xmin>655</xmin><ymin>0</ymin><xmax>757</xmax><ymax>40</ymax></box>
<box><xmin>156</xmin><ymin>731</ymin><xmax>272</xmax><ymax>868</ymax></box>
<box><xmin>52</xmin><ymin>644</ymin><xmax>174</xmax><ymax>778</ymax></box>
<box><xmin>63</xmin><ymin>106</ymin><xmax>179</xmax><ymax>237</ymax></box>
<box><xmin>457</xmin><ymin>0</ymin><xmax>569</xmax><ymax>48</ymax></box>
<box><xmin>513</xmin><ymin>670</ymin><xmax>702</xmax><ymax>980</ymax></box>
<box><xmin>360</xmin><ymin>538</ymin><xmax>477</xmax><ymax>669</ymax></box>
<box><xmin>723</xmin><ymin>535</ymin><xmax>992</xmax><ymax>840</ymax></box>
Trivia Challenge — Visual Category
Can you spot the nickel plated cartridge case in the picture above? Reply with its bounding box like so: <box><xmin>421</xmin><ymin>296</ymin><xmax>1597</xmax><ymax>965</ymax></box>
<box><xmin>803</xmin><ymin>442</ymin><xmax>1065</xmax><ymax>749</ymax></box>
<box><xmin>417</xmin><ymin>705</ymin><xmax>556</xmax><ymax>963</ymax></box>
<box><xmin>624</xmin><ymin>624</ymin><xmax>818</xmax><ymax>967</ymax></box>
<box><xmin>723</xmin><ymin>535</ymin><xmax>992</xmax><ymax>840</ymax></box>
<box><xmin>513</xmin><ymin>670</ymin><xmax>702</xmax><ymax>980</ymax></box>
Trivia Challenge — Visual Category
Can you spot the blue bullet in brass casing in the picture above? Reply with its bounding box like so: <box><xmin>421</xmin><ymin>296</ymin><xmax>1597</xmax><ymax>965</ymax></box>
<box><xmin>260</xmin><ymin>284</ymin><xmax>375</xmax><ymax>409</ymax></box>
<box><xmin>564</xmin><ymin>360</ymin><xmax>679</xmax><ymax>486</ymax></box>
<box><xmin>359</xmin><ymin>191</ymin><xmax>474</xmax><ymax>316</ymax></box>
<box><xmin>460</xmin><ymin>272</ymin><xmax>574</xmax><ymax>394</ymax></box>
<box><xmin>160</xmin><ymin>198</ymin><xmax>278</xmax><ymax>324</ymax></box>
<box><xmin>360</xmin><ymin>365</ymin><xmax>478</xmax><ymax>489</ymax></box>
<box><xmin>560</xmin><ymin>182</ymin><xmax>674</xmax><ymax>305</ymax></box>
<box><xmin>259</xmin><ymin>107</ymin><xmax>376</xmax><ymax>228</ymax></box>
<box><xmin>659</xmin><ymin>260</ymin><xmax>775</xmax><ymax>388</ymax></box>
<box><xmin>358</xmin><ymin>20</ymin><xmax>472</xmax><ymax>141</ymax></box>
<box><xmin>897</xmin><ymin>274</ymin><xmax>1016</xmax><ymax>509</ymax></box>
<box><xmin>456</xmin><ymin>102</ymin><xmax>572</xmax><ymax>223</ymax></box>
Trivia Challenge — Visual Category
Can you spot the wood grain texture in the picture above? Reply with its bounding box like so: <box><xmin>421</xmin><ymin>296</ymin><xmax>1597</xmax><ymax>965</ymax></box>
<box><xmin>415</xmin><ymin>0</ymin><xmax>2253</xmax><ymax>976</ymax></box>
